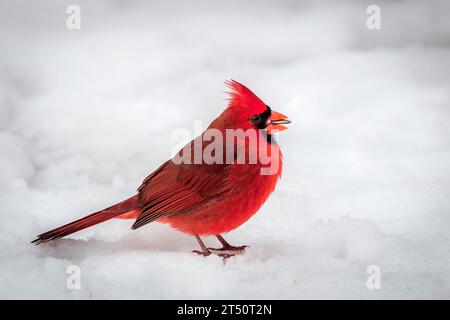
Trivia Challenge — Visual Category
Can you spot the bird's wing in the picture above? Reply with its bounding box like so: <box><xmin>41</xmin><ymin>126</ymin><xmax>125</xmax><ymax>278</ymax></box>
<box><xmin>131</xmin><ymin>160</ymin><xmax>234</xmax><ymax>230</ymax></box>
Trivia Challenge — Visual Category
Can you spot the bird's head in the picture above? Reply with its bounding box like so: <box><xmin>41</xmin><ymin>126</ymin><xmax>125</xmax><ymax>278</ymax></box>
<box><xmin>225</xmin><ymin>80</ymin><xmax>290</xmax><ymax>134</ymax></box>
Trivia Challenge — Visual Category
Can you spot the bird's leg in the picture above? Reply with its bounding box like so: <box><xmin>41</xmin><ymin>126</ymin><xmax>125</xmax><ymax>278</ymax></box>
<box><xmin>192</xmin><ymin>234</ymin><xmax>211</xmax><ymax>256</ymax></box>
<box><xmin>207</xmin><ymin>234</ymin><xmax>248</xmax><ymax>258</ymax></box>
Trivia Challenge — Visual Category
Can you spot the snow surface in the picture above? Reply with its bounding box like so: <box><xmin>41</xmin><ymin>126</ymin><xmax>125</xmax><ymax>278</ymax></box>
<box><xmin>1</xmin><ymin>0</ymin><xmax>450</xmax><ymax>299</ymax></box>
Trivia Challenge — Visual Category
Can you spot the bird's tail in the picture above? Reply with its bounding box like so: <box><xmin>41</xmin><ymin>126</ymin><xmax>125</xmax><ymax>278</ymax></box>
<box><xmin>32</xmin><ymin>195</ymin><xmax>139</xmax><ymax>245</ymax></box>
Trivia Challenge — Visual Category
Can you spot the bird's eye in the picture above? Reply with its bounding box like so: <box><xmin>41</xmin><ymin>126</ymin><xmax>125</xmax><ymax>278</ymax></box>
<box><xmin>250</xmin><ymin>115</ymin><xmax>261</xmax><ymax>123</ymax></box>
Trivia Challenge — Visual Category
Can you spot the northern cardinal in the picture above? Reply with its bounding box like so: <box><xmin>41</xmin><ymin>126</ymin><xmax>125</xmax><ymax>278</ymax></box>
<box><xmin>32</xmin><ymin>80</ymin><xmax>290</xmax><ymax>258</ymax></box>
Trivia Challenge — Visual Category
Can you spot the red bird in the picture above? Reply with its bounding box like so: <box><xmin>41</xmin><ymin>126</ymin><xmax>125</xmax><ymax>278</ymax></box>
<box><xmin>33</xmin><ymin>80</ymin><xmax>290</xmax><ymax>258</ymax></box>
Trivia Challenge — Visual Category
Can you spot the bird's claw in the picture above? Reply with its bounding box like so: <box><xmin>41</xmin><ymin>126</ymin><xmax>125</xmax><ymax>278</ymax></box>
<box><xmin>192</xmin><ymin>249</ymin><xmax>211</xmax><ymax>257</ymax></box>
<box><xmin>207</xmin><ymin>245</ymin><xmax>248</xmax><ymax>259</ymax></box>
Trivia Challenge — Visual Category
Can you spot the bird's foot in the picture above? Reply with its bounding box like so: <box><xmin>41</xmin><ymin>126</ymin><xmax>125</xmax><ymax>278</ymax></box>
<box><xmin>207</xmin><ymin>245</ymin><xmax>248</xmax><ymax>259</ymax></box>
<box><xmin>192</xmin><ymin>249</ymin><xmax>212</xmax><ymax>257</ymax></box>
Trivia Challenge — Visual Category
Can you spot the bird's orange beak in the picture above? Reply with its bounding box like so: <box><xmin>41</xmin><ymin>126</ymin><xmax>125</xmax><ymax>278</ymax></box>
<box><xmin>266</xmin><ymin>111</ymin><xmax>291</xmax><ymax>134</ymax></box>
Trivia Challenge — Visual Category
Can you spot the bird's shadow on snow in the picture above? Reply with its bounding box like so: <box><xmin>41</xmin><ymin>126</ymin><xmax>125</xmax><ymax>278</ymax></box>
<box><xmin>33</xmin><ymin>235</ymin><xmax>287</xmax><ymax>262</ymax></box>
<box><xmin>34</xmin><ymin>235</ymin><xmax>192</xmax><ymax>261</ymax></box>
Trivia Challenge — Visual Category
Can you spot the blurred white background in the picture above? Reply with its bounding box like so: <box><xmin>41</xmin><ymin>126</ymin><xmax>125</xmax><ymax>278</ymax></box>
<box><xmin>0</xmin><ymin>0</ymin><xmax>449</xmax><ymax>298</ymax></box>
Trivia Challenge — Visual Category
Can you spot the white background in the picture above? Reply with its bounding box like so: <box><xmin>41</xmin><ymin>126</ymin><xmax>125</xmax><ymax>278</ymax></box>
<box><xmin>0</xmin><ymin>0</ymin><xmax>449</xmax><ymax>298</ymax></box>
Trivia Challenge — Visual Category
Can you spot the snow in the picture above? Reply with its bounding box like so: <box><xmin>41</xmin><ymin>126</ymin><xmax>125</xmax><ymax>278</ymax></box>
<box><xmin>1</xmin><ymin>0</ymin><xmax>450</xmax><ymax>299</ymax></box>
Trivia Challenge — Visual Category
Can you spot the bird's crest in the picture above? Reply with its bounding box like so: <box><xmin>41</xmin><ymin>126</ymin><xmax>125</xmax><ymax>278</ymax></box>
<box><xmin>225</xmin><ymin>80</ymin><xmax>268</xmax><ymax>115</ymax></box>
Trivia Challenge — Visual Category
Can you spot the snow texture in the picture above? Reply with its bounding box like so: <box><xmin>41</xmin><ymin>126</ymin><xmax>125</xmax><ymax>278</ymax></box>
<box><xmin>1</xmin><ymin>0</ymin><xmax>450</xmax><ymax>299</ymax></box>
